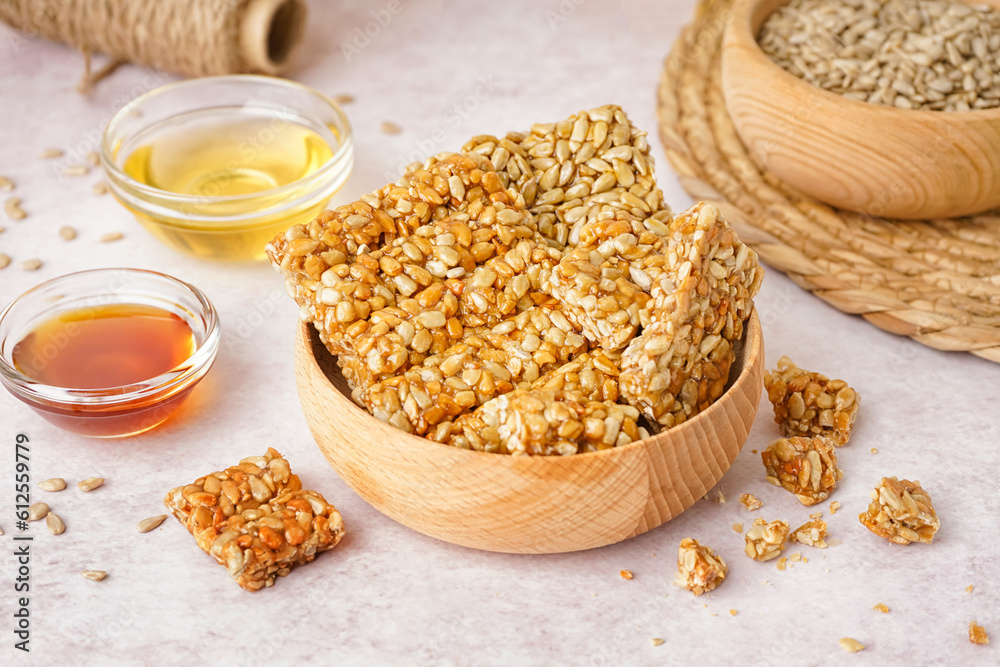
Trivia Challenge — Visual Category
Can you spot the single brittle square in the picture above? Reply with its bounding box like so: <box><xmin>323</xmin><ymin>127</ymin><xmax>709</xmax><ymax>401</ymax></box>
<box><xmin>675</xmin><ymin>538</ymin><xmax>727</xmax><ymax>595</ymax></box>
<box><xmin>859</xmin><ymin>476</ymin><xmax>940</xmax><ymax>545</ymax></box>
<box><xmin>761</xmin><ymin>437</ymin><xmax>843</xmax><ymax>506</ymax></box>
<box><xmin>763</xmin><ymin>356</ymin><xmax>859</xmax><ymax>445</ymax></box>
<box><xmin>744</xmin><ymin>518</ymin><xmax>789</xmax><ymax>561</ymax></box>
<box><xmin>789</xmin><ymin>518</ymin><xmax>829</xmax><ymax>548</ymax></box>
<box><xmin>164</xmin><ymin>449</ymin><xmax>345</xmax><ymax>591</ymax></box>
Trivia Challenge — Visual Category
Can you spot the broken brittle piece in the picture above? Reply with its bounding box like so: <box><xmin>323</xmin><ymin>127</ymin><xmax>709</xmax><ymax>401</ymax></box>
<box><xmin>619</xmin><ymin>203</ymin><xmax>763</xmax><ymax>429</ymax></box>
<box><xmin>789</xmin><ymin>518</ymin><xmax>829</xmax><ymax>548</ymax></box>
<box><xmin>675</xmin><ymin>538</ymin><xmax>727</xmax><ymax>595</ymax></box>
<box><xmin>763</xmin><ymin>356</ymin><xmax>859</xmax><ymax>445</ymax></box>
<box><xmin>761</xmin><ymin>437</ymin><xmax>843</xmax><ymax>506</ymax></box>
<box><xmin>744</xmin><ymin>518</ymin><xmax>790</xmax><ymax>561</ymax></box>
<box><xmin>969</xmin><ymin>622</ymin><xmax>990</xmax><ymax>645</ymax></box>
<box><xmin>739</xmin><ymin>493</ymin><xmax>762</xmax><ymax>511</ymax></box>
<box><xmin>164</xmin><ymin>449</ymin><xmax>345</xmax><ymax>591</ymax></box>
<box><xmin>859</xmin><ymin>476</ymin><xmax>940</xmax><ymax>545</ymax></box>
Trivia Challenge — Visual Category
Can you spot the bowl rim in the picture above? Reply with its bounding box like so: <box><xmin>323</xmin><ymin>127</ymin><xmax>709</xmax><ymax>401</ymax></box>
<box><xmin>726</xmin><ymin>0</ymin><xmax>1000</xmax><ymax>120</ymax></box>
<box><xmin>99</xmin><ymin>74</ymin><xmax>355</xmax><ymax>208</ymax></box>
<box><xmin>299</xmin><ymin>309</ymin><xmax>764</xmax><ymax>463</ymax></box>
<box><xmin>0</xmin><ymin>267</ymin><xmax>221</xmax><ymax>407</ymax></box>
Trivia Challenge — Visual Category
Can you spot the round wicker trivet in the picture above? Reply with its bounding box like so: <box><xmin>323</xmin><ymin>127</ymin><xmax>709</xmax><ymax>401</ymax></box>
<box><xmin>657</xmin><ymin>0</ymin><xmax>1000</xmax><ymax>364</ymax></box>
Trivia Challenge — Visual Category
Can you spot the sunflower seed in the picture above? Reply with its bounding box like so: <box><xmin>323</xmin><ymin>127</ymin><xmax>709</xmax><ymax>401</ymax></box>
<box><xmin>86</xmin><ymin>151</ymin><xmax>100</xmax><ymax>167</ymax></box>
<box><xmin>0</xmin><ymin>176</ymin><xmax>13</xmax><ymax>192</ymax></box>
<box><xmin>5</xmin><ymin>197</ymin><xmax>26</xmax><ymax>220</ymax></box>
<box><xmin>59</xmin><ymin>226</ymin><xmax>77</xmax><ymax>241</ymax></box>
<box><xmin>81</xmin><ymin>570</ymin><xmax>107</xmax><ymax>582</ymax></box>
<box><xmin>27</xmin><ymin>502</ymin><xmax>49</xmax><ymax>520</ymax></box>
<box><xmin>63</xmin><ymin>165</ymin><xmax>89</xmax><ymax>177</ymax></box>
<box><xmin>381</xmin><ymin>121</ymin><xmax>403</xmax><ymax>135</ymax></box>
<box><xmin>46</xmin><ymin>512</ymin><xmax>65</xmax><ymax>535</ymax></box>
<box><xmin>38</xmin><ymin>478</ymin><xmax>67</xmax><ymax>492</ymax></box>
<box><xmin>334</xmin><ymin>93</ymin><xmax>355</xmax><ymax>104</ymax></box>
<box><xmin>39</xmin><ymin>148</ymin><xmax>63</xmax><ymax>159</ymax></box>
<box><xmin>77</xmin><ymin>476</ymin><xmax>105</xmax><ymax>492</ymax></box>
<box><xmin>19</xmin><ymin>258</ymin><xmax>41</xmax><ymax>271</ymax></box>
<box><xmin>97</xmin><ymin>232</ymin><xmax>123</xmax><ymax>243</ymax></box>
<box><xmin>136</xmin><ymin>514</ymin><xmax>168</xmax><ymax>533</ymax></box>
<box><xmin>92</xmin><ymin>181</ymin><xmax>108</xmax><ymax>196</ymax></box>
<box><xmin>0</xmin><ymin>253</ymin><xmax>10</xmax><ymax>270</ymax></box>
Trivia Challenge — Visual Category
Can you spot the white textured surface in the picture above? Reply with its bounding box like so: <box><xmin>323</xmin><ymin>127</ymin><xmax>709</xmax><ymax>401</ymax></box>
<box><xmin>1</xmin><ymin>1</ymin><xmax>998</xmax><ymax>665</ymax></box>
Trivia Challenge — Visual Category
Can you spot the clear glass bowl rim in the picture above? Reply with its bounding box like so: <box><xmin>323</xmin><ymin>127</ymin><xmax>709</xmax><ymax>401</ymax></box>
<box><xmin>99</xmin><ymin>74</ymin><xmax>354</xmax><ymax>207</ymax></box>
<box><xmin>0</xmin><ymin>268</ymin><xmax>221</xmax><ymax>407</ymax></box>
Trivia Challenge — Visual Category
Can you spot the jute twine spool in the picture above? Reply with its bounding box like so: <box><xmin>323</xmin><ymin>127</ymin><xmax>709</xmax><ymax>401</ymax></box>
<box><xmin>0</xmin><ymin>0</ymin><xmax>307</xmax><ymax>92</ymax></box>
<box><xmin>658</xmin><ymin>0</ymin><xmax>1000</xmax><ymax>364</ymax></box>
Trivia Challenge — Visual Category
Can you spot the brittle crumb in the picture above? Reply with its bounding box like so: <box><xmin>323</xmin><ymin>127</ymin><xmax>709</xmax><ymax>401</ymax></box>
<box><xmin>873</xmin><ymin>603</ymin><xmax>889</xmax><ymax>613</ymax></box>
<box><xmin>790</xmin><ymin>552</ymin><xmax>802</xmax><ymax>562</ymax></box>
<box><xmin>739</xmin><ymin>493</ymin><xmax>762</xmax><ymax>511</ymax></box>
<box><xmin>830</xmin><ymin>501</ymin><xmax>841</xmax><ymax>514</ymax></box>
<box><xmin>620</xmin><ymin>569</ymin><xmax>634</xmax><ymax>580</ymax></box>
<box><xmin>675</xmin><ymin>538</ymin><xmax>727</xmax><ymax>595</ymax></box>
<box><xmin>651</xmin><ymin>638</ymin><xmax>664</xmax><ymax>647</ymax></box>
<box><xmin>966</xmin><ymin>585</ymin><xmax>974</xmax><ymax>593</ymax></box>
<box><xmin>839</xmin><ymin>637</ymin><xmax>865</xmax><ymax>653</ymax></box>
<box><xmin>809</xmin><ymin>511</ymin><xmax>822</xmax><ymax>519</ymax></box>
<box><xmin>790</xmin><ymin>518</ymin><xmax>829</xmax><ymax>548</ymax></box>
<box><xmin>715</xmin><ymin>490</ymin><xmax>726</xmax><ymax>503</ymax></box>
<box><xmin>969</xmin><ymin>622</ymin><xmax>990</xmax><ymax>645</ymax></box>
<box><xmin>776</xmin><ymin>557</ymin><xmax>787</xmax><ymax>571</ymax></box>
<box><xmin>729</xmin><ymin>609</ymin><xmax>738</xmax><ymax>616</ymax></box>
<box><xmin>871</xmin><ymin>447</ymin><xmax>879</xmax><ymax>454</ymax></box>
<box><xmin>745</xmin><ymin>518</ymin><xmax>789</xmax><ymax>562</ymax></box>
<box><xmin>732</xmin><ymin>522</ymin><xmax>744</xmax><ymax>533</ymax></box>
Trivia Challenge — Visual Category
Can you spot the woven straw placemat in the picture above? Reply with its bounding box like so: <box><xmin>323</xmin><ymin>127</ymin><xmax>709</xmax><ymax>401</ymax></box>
<box><xmin>657</xmin><ymin>0</ymin><xmax>1000</xmax><ymax>364</ymax></box>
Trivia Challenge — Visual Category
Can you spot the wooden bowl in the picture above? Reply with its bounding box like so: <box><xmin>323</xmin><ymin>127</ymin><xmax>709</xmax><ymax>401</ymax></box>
<box><xmin>293</xmin><ymin>311</ymin><xmax>764</xmax><ymax>554</ymax></box>
<box><xmin>721</xmin><ymin>0</ymin><xmax>1000</xmax><ymax>220</ymax></box>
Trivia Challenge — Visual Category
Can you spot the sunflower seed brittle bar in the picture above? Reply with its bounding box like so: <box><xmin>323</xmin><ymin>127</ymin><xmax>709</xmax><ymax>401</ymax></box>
<box><xmin>762</xmin><ymin>436</ymin><xmax>843</xmax><ymax>506</ymax></box>
<box><xmin>675</xmin><ymin>538</ymin><xmax>727</xmax><ymax>595</ymax></box>
<box><xmin>764</xmin><ymin>356</ymin><xmax>860</xmax><ymax>445</ymax></box>
<box><xmin>164</xmin><ymin>449</ymin><xmax>344</xmax><ymax>591</ymax></box>
<box><xmin>620</xmin><ymin>202</ymin><xmax>763</xmax><ymax>429</ymax></box>
<box><xmin>859</xmin><ymin>476</ymin><xmax>939</xmax><ymax>545</ymax></box>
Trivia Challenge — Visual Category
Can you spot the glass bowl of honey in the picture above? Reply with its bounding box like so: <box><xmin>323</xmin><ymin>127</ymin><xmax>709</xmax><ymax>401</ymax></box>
<box><xmin>0</xmin><ymin>268</ymin><xmax>220</xmax><ymax>438</ymax></box>
<box><xmin>101</xmin><ymin>75</ymin><xmax>354</xmax><ymax>261</ymax></box>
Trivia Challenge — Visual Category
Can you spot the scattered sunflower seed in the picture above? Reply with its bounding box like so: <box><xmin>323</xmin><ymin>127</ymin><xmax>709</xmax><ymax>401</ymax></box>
<box><xmin>27</xmin><ymin>502</ymin><xmax>49</xmax><ymax>520</ymax></box>
<box><xmin>38</xmin><ymin>478</ymin><xmax>67</xmax><ymax>492</ymax></box>
<box><xmin>380</xmin><ymin>121</ymin><xmax>403</xmax><ymax>135</ymax></box>
<box><xmin>39</xmin><ymin>148</ymin><xmax>64</xmax><ymax>159</ymax></box>
<box><xmin>92</xmin><ymin>181</ymin><xmax>108</xmax><ymax>196</ymax></box>
<box><xmin>86</xmin><ymin>151</ymin><xmax>100</xmax><ymax>167</ymax></box>
<box><xmin>839</xmin><ymin>637</ymin><xmax>865</xmax><ymax>653</ymax></box>
<box><xmin>46</xmin><ymin>512</ymin><xmax>65</xmax><ymax>535</ymax></box>
<box><xmin>59</xmin><ymin>225</ymin><xmax>77</xmax><ymax>241</ymax></box>
<box><xmin>5</xmin><ymin>197</ymin><xmax>26</xmax><ymax>220</ymax></box>
<box><xmin>77</xmin><ymin>476</ymin><xmax>105</xmax><ymax>492</ymax></box>
<box><xmin>334</xmin><ymin>93</ymin><xmax>355</xmax><ymax>104</ymax></box>
<box><xmin>136</xmin><ymin>514</ymin><xmax>167</xmax><ymax>533</ymax></box>
<box><xmin>63</xmin><ymin>165</ymin><xmax>90</xmax><ymax>177</ymax></box>
<box><xmin>81</xmin><ymin>570</ymin><xmax>107</xmax><ymax>582</ymax></box>
<box><xmin>97</xmin><ymin>231</ymin><xmax>123</xmax><ymax>243</ymax></box>
<box><xmin>19</xmin><ymin>258</ymin><xmax>42</xmax><ymax>271</ymax></box>
<box><xmin>0</xmin><ymin>176</ymin><xmax>13</xmax><ymax>191</ymax></box>
<box><xmin>0</xmin><ymin>253</ymin><xmax>10</xmax><ymax>270</ymax></box>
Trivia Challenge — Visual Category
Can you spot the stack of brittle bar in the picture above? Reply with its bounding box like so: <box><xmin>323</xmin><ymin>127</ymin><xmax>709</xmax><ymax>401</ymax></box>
<box><xmin>267</xmin><ymin>105</ymin><xmax>764</xmax><ymax>455</ymax></box>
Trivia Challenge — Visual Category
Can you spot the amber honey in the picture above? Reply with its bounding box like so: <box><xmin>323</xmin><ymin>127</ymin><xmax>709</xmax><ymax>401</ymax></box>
<box><xmin>11</xmin><ymin>304</ymin><xmax>198</xmax><ymax>437</ymax></box>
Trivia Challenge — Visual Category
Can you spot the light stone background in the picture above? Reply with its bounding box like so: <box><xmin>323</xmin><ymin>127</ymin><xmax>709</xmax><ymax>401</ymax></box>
<box><xmin>1</xmin><ymin>1</ymin><xmax>998</xmax><ymax>665</ymax></box>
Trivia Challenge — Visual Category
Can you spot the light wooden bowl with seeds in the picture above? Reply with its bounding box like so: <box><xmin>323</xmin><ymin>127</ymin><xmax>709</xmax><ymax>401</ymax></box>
<box><xmin>294</xmin><ymin>311</ymin><xmax>764</xmax><ymax>554</ymax></box>
<box><xmin>722</xmin><ymin>0</ymin><xmax>1000</xmax><ymax>219</ymax></box>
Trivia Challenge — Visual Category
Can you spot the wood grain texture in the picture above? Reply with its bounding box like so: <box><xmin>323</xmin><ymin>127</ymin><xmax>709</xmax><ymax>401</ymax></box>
<box><xmin>294</xmin><ymin>311</ymin><xmax>764</xmax><ymax>554</ymax></box>
<box><xmin>721</xmin><ymin>0</ymin><xmax>1000</xmax><ymax>220</ymax></box>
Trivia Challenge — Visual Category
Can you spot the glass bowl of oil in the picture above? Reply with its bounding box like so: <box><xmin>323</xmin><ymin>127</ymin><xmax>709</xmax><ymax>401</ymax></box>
<box><xmin>0</xmin><ymin>268</ymin><xmax>220</xmax><ymax>438</ymax></box>
<box><xmin>101</xmin><ymin>75</ymin><xmax>354</xmax><ymax>261</ymax></box>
